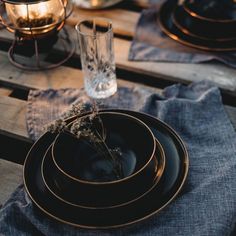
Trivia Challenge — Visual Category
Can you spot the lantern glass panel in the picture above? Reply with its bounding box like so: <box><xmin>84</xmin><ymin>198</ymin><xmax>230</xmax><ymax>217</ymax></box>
<box><xmin>5</xmin><ymin>0</ymin><xmax>65</xmax><ymax>34</ymax></box>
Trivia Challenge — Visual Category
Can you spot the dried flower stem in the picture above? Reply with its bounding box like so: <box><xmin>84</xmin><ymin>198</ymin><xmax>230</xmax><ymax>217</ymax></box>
<box><xmin>47</xmin><ymin>100</ymin><xmax>124</xmax><ymax>179</ymax></box>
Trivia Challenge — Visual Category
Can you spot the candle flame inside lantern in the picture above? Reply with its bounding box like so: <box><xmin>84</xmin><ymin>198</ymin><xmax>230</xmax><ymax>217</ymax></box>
<box><xmin>91</xmin><ymin>0</ymin><xmax>100</xmax><ymax>7</ymax></box>
<box><xmin>5</xmin><ymin>0</ymin><xmax>65</xmax><ymax>35</ymax></box>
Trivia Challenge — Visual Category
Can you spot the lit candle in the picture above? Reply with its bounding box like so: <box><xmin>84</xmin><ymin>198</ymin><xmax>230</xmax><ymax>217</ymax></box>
<box><xmin>91</xmin><ymin>0</ymin><xmax>100</xmax><ymax>7</ymax></box>
<box><xmin>5</xmin><ymin>0</ymin><xmax>65</xmax><ymax>34</ymax></box>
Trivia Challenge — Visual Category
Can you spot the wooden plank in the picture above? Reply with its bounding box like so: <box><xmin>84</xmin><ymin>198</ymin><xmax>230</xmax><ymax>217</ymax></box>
<box><xmin>0</xmin><ymin>51</ymin><xmax>84</xmax><ymax>90</ymax></box>
<box><xmin>0</xmin><ymin>95</ymin><xmax>236</xmax><ymax>142</ymax></box>
<box><xmin>0</xmin><ymin>50</ymin><xmax>153</xmax><ymax>92</ymax></box>
<box><xmin>0</xmin><ymin>158</ymin><xmax>22</xmax><ymax>206</ymax></box>
<box><xmin>114</xmin><ymin>38</ymin><xmax>236</xmax><ymax>93</ymax></box>
<box><xmin>0</xmin><ymin>79</ymin><xmax>158</xmax><ymax>140</ymax></box>
<box><xmin>0</xmin><ymin>96</ymin><xmax>28</xmax><ymax>141</ymax></box>
<box><xmin>0</xmin><ymin>87</ymin><xmax>12</xmax><ymax>96</ymax></box>
<box><xmin>0</xmin><ymin>30</ymin><xmax>236</xmax><ymax>95</ymax></box>
<box><xmin>67</xmin><ymin>7</ymin><xmax>139</xmax><ymax>38</ymax></box>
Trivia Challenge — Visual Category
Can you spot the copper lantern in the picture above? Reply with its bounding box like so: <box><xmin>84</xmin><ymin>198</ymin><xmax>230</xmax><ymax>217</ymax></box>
<box><xmin>0</xmin><ymin>0</ymin><xmax>75</xmax><ymax>70</ymax></box>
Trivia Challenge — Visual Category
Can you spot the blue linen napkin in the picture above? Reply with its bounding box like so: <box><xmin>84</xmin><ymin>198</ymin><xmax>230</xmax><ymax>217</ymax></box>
<box><xmin>129</xmin><ymin>0</ymin><xmax>236</xmax><ymax>68</ymax></box>
<box><xmin>1</xmin><ymin>81</ymin><xmax>236</xmax><ymax>235</ymax></box>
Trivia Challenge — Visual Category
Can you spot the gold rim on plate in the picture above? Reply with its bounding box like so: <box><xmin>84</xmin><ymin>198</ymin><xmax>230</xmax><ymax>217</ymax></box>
<box><xmin>183</xmin><ymin>1</ymin><xmax>236</xmax><ymax>23</ymax></box>
<box><xmin>172</xmin><ymin>8</ymin><xmax>236</xmax><ymax>42</ymax></box>
<box><xmin>158</xmin><ymin>1</ymin><xmax>236</xmax><ymax>52</ymax></box>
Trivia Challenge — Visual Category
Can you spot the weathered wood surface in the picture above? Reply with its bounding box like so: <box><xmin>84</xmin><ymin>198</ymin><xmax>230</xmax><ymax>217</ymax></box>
<box><xmin>68</xmin><ymin>8</ymin><xmax>139</xmax><ymax>38</ymax></box>
<box><xmin>0</xmin><ymin>31</ymin><xmax>236</xmax><ymax>95</ymax></box>
<box><xmin>0</xmin><ymin>96</ymin><xmax>28</xmax><ymax>141</ymax></box>
<box><xmin>0</xmin><ymin>0</ymin><xmax>235</xmax><ymax>160</ymax></box>
<box><xmin>0</xmin><ymin>0</ymin><xmax>234</xmax><ymax>95</ymax></box>
<box><xmin>114</xmin><ymin>38</ymin><xmax>236</xmax><ymax>93</ymax></box>
<box><xmin>0</xmin><ymin>87</ymin><xmax>12</xmax><ymax>96</ymax></box>
<box><xmin>0</xmin><ymin>87</ymin><xmax>235</xmax><ymax>142</ymax></box>
<box><xmin>0</xmin><ymin>51</ymin><xmax>85</xmax><ymax>90</ymax></box>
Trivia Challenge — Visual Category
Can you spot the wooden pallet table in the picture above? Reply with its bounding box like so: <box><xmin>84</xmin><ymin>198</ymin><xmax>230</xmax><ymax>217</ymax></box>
<box><xmin>0</xmin><ymin>0</ymin><xmax>236</xmax><ymax>205</ymax></box>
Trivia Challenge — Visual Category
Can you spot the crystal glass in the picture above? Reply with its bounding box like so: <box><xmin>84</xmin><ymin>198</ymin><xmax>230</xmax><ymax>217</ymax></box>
<box><xmin>75</xmin><ymin>18</ymin><xmax>117</xmax><ymax>99</ymax></box>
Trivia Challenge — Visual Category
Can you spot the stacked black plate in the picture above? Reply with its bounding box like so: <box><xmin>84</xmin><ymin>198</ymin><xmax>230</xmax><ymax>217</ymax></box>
<box><xmin>23</xmin><ymin>109</ymin><xmax>189</xmax><ymax>229</ymax></box>
<box><xmin>158</xmin><ymin>0</ymin><xmax>236</xmax><ymax>51</ymax></box>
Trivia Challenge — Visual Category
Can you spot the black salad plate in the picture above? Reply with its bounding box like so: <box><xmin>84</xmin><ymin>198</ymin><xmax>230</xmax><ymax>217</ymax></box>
<box><xmin>158</xmin><ymin>0</ymin><xmax>236</xmax><ymax>51</ymax></box>
<box><xmin>23</xmin><ymin>109</ymin><xmax>189</xmax><ymax>229</ymax></box>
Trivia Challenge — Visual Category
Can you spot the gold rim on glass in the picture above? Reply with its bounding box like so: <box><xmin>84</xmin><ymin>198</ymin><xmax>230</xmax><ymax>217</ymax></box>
<box><xmin>75</xmin><ymin>17</ymin><xmax>113</xmax><ymax>38</ymax></box>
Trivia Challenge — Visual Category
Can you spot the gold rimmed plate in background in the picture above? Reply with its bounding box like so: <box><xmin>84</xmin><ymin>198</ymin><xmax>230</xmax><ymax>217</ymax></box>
<box><xmin>23</xmin><ymin>109</ymin><xmax>189</xmax><ymax>229</ymax></box>
<box><xmin>158</xmin><ymin>0</ymin><xmax>236</xmax><ymax>52</ymax></box>
<box><xmin>172</xmin><ymin>4</ymin><xmax>236</xmax><ymax>42</ymax></box>
<box><xmin>183</xmin><ymin>0</ymin><xmax>236</xmax><ymax>22</ymax></box>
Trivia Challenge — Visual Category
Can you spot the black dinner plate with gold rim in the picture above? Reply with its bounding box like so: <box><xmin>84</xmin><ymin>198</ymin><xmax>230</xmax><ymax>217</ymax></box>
<box><xmin>183</xmin><ymin>0</ymin><xmax>236</xmax><ymax>21</ymax></box>
<box><xmin>158</xmin><ymin>0</ymin><xmax>236</xmax><ymax>51</ymax></box>
<box><xmin>173</xmin><ymin>5</ymin><xmax>236</xmax><ymax>42</ymax></box>
<box><xmin>23</xmin><ymin>109</ymin><xmax>189</xmax><ymax>229</ymax></box>
<box><xmin>41</xmin><ymin>138</ymin><xmax>165</xmax><ymax>209</ymax></box>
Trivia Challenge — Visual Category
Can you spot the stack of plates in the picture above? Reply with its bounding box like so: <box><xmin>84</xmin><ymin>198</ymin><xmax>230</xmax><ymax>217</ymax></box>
<box><xmin>158</xmin><ymin>0</ymin><xmax>236</xmax><ymax>51</ymax></box>
<box><xmin>23</xmin><ymin>109</ymin><xmax>189</xmax><ymax>229</ymax></box>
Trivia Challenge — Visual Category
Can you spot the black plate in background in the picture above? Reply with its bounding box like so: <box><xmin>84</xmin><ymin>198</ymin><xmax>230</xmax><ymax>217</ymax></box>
<box><xmin>184</xmin><ymin>0</ymin><xmax>236</xmax><ymax>21</ymax></box>
<box><xmin>158</xmin><ymin>1</ymin><xmax>236</xmax><ymax>51</ymax></box>
<box><xmin>23</xmin><ymin>110</ymin><xmax>188</xmax><ymax>229</ymax></box>
<box><xmin>173</xmin><ymin>5</ymin><xmax>236</xmax><ymax>41</ymax></box>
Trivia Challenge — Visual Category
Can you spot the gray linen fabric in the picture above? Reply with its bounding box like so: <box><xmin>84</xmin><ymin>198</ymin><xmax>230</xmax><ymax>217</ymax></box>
<box><xmin>129</xmin><ymin>0</ymin><xmax>236</xmax><ymax>68</ymax></box>
<box><xmin>26</xmin><ymin>86</ymin><xmax>155</xmax><ymax>141</ymax></box>
<box><xmin>1</xmin><ymin>81</ymin><xmax>236</xmax><ymax>235</ymax></box>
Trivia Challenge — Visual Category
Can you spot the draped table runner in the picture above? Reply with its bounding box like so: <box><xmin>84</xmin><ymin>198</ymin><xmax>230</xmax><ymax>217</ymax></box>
<box><xmin>0</xmin><ymin>81</ymin><xmax>236</xmax><ymax>235</ymax></box>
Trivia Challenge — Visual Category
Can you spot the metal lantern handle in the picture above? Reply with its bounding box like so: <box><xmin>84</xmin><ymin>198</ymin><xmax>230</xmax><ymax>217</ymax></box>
<box><xmin>63</xmin><ymin>0</ymin><xmax>73</xmax><ymax>19</ymax></box>
<box><xmin>0</xmin><ymin>0</ymin><xmax>5</xmax><ymax>27</ymax></box>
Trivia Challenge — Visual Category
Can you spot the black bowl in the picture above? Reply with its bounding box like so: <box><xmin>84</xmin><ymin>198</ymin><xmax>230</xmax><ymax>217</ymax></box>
<box><xmin>158</xmin><ymin>0</ymin><xmax>236</xmax><ymax>51</ymax></box>
<box><xmin>50</xmin><ymin>111</ymin><xmax>158</xmax><ymax>208</ymax></box>
<box><xmin>42</xmin><ymin>138</ymin><xmax>165</xmax><ymax>209</ymax></box>
<box><xmin>174</xmin><ymin>0</ymin><xmax>236</xmax><ymax>39</ymax></box>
